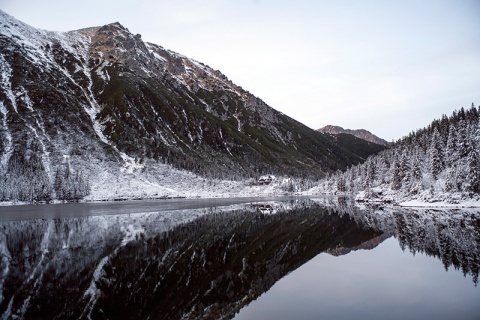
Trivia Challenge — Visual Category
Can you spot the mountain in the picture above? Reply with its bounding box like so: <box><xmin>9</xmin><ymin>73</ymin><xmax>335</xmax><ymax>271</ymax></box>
<box><xmin>325</xmin><ymin>132</ymin><xmax>386</xmax><ymax>160</ymax></box>
<box><xmin>318</xmin><ymin>125</ymin><xmax>389</xmax><ymax>146</ymax></box>
<box><xmin>0</xmin><ymin>11</ymin><xmax>382</xmax><ymax>202</ymax></box>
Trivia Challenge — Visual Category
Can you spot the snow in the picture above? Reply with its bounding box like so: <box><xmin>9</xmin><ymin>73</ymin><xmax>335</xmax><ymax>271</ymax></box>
<box><xmin>95</xmin><ymin>60</ymin><xmax>110</xmax><ymax>82</ymax></box>
<box><xmin>82</xmin><ymin>255</ymin><xmax>110</xmax><ymax>319</ymax></box>
<box><xmin>0</xmin><ymin>101</ymin><xmax>12</xmax><ymax>172</ymax></box>
<box><xmin>0</xmin><ymin>53</ymin><xmax>14</xmax><ymax>172</ymax></box>
<box><xmin>83</xmin><ymin>162</ymin><xmax>290</xmax><ymax>202</ymax></box>
<box><xmin>399</xmin><ymin>199</ymin><xmax>480</xmax><ymax>208</ymax></box>
<box><xmin>2</xmin><ymin>10</ymin><xmax>478</xmax><ymax>209</ymax></box>
<box><xmin>119</xmin><ymin>152</ymin><xmax>144</xmax><ymax>174</ymax></box>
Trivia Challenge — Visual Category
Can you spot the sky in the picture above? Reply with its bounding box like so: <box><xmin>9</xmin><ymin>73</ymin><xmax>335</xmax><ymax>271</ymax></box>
<box><xmin>2</xmin><ymin>0</ymin><xmax>479</xmax><ymax>141</ymax></box>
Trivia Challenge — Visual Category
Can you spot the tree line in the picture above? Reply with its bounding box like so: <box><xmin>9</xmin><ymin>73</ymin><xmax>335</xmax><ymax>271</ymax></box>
<box><xmin>318</xmin><ymin>104</ymin><xmax>480</xmax><ymax>202</ymax></box>
<box><xmin>0</xmin><ymin>149</ymin><xmax>90</xmax><ymax>202</ymax></box>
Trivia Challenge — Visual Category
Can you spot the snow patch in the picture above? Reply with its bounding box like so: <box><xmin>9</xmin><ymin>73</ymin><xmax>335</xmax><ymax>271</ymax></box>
<box><xmin>119</xmin><ymin>152</ymin><xmax>144</xmax><ymax>174</ymax></box>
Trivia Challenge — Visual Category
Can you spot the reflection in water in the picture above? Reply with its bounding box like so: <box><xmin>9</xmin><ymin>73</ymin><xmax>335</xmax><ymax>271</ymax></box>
<box><xmin>0</xmin><ymin>198</ymin><xmax>478</xmax><ymax>319</ymax></box>
<box><xmin>334</xmin><ymin>201</ymin><xmax>480</xmax><ymax>285</ymax></box>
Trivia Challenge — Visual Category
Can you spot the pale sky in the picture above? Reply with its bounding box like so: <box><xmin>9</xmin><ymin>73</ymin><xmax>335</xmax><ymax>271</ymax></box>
<box><xmin>2</xmin><ymin>0</ymin><xmax>479</xmax><ymax>141</ymax></box>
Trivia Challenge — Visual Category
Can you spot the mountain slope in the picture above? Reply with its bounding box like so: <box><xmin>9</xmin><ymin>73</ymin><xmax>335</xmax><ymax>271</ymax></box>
<box><xmin>318</xmin><ymin>125</ymin><xmax>389</xmax><ymax>146</ymax></box>
<box><xmin>326</xmin><ymin>133</ymin><xmax>386</xmax><ymax>160</ymax></box>
<box><xmin>313</xmin><ymin>106</ymin><xmax>480</xmax><ymax>204</ymax></box>
<box><xmin>0</xmin><ymin>11</ymin><xmax>380</xmax><ymax>201</ymax></box>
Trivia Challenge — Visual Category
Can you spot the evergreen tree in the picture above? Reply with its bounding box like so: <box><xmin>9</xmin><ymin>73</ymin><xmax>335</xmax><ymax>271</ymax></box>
<box><xmin>363</xmin><ymin>158</ymin><xmax>375</xmax><ymax>190</ymax></box>
<box><xmin>456</xmin><ymin>120</ymin><xmax>469</xmax><ymax>158</ymax></box>
<box><xmin>391</xmin><ymin>152</ymin><xmax>402</xmax><ymax>190</ymax></box>
<box><xmin>336</xmin><ymin>172</ymin><xmax>346</xmax><ymax>192</ymax></box>
<box><xmin>464</xmin><ymin>135</ymin><xmax>480</xmax><ymax>195</ymax></box>
<box><xmin>400</xmin><ymin>149</ymin><xmax>411</xmax><ymax>191</ymax></box>
<box><xmin>349</xmin><ymin>167</ymin><xmax>356</xmax><ymax>192</ymax></box>
<box><xmin>409</xmin><ymin>148</ymin><xmax>423</xmax><ymax>194</ymax></box>
<box><xmin>54</xmin><ymin>161</ymin><xmax>90</xmax><ymax>201</ymax></box>
<box><xmin>429</xmin><ymin>128</ymin><xmax>444</xmax><ymax>180</ymax></box>
<box><xmin>445</xmin><ymin>124</ymin><xmax>458</xmax><ymax>167</ymax></box>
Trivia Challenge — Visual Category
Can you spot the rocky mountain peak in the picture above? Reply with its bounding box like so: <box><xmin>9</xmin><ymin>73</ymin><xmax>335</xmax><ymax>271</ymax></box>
<box><xmin>318</xmin><ymin>125</ymin><xmax>389</xmax><ymax>146</ymax></box>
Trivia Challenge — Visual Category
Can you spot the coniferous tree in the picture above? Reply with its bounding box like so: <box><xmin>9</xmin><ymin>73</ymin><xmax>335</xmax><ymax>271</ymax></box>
<box><xmin>54</xmin><ymin>161</ymin><xmax>90</xmax><ymax>201</ymax></box>
<box><xmin>336</xmin><ymin>172</ymin><xmax>346</xmax><ymax>192</ymax></box>
<box><xmin>464</xmin><ymin>135</ymin><xmax>480</xmax><ymax>195</ymax></box>
<box><xmin>314</xmin><ymin>104</ymin><xmax>479</xmax><ymax>202</ymax></box>
<box><xmin>349</xmin><ymin>167</ymin><xmax>356</xmax><ymax>192</ymax></box>
<box><xmin>409</xmin><ymin>147</ymin><xmax>423</xmax><ymax>194</ymax></box>
<box><xmin>400</xmin><ymin>149</ymin><xmax>411</xmax><ymax>191</ymax></box>
<box><xmin>391</xmin><ymin>152</ymin><xmax>402</xmax><ymax>190</ymax></box>
<box><xmin>456</xmin><ymin>120</ymin><xmax>469</xmax><ymax>158</ymax></box>
<box><xmin>445</xmin><ymin>124</ymin><xmax>458</xmax><ymax>167</ymax></box>
<box><xmin>363</xmin><ymin>158</ymin><xmax>375</xmax><ymax>190</ymax></box>
<box><xmin>429</xmin><ymin>128</ymin><xmax>444</xmax><ymax>180</ymax></box>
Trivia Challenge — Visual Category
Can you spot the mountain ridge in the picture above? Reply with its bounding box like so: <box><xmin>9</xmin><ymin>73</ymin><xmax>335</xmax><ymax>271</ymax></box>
<box><xmin>318</xmin><ymin>125</ymin><xmax>389</xmax><ymax>146</ymax></box>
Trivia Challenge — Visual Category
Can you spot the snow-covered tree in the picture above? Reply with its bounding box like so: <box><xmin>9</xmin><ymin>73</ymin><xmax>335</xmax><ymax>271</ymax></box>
<box><xmin>428</xmin><ymin>127</ymin><xmax>444</xmax><ymax>181</ymax></box>
<box><xmin>391</xmin><ymin>152</ymin><xmax>402</xmax><ymax>190</ymax></box>
<box><xmin>464</xmin><ymin>135</ymin><xmax>480</xmax><ymax>195</ymax></box>
<box><xmin>314</xmin><ymin>103</ymin><xmax>480</xmax><ymax>203</ymax></box>
<box><xmin>54</xmin><ymin>160</ymin><xmax>90</xmax><ymax>201</ymax></box>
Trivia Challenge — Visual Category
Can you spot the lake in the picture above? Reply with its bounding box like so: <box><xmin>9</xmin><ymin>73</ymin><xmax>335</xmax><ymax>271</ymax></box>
<box><xmin>0</xmin><ymin>197</ymin><xmax>478</xmax><ymax>319</ymax></box>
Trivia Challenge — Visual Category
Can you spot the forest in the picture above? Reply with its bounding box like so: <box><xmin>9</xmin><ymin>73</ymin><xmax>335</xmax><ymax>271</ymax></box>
<box><xmin>0</xmin><ymin>148</ymin><xmax>90</xmax><ymax>203</ymax></box>
<box><xmin>316</xmin><ymin>104</ymin><xmax>480</xmax><ymax>203</ymax></box>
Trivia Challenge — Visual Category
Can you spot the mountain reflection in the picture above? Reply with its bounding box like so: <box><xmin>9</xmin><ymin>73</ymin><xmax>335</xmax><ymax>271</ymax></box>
<box><xmin>0</xmin><ymin>199</ymin><xmax>479</xmax><ymax>319</ymax></box>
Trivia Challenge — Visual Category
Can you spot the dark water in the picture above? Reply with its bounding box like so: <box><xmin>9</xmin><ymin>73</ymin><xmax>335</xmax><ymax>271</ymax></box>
<box><xmin>0</xmin><ymin>197</ymin><xmax>478</xmax><ymax>319</ymax></box>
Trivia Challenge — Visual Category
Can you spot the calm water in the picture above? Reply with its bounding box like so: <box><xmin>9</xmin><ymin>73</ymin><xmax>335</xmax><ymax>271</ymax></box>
<box><xmin>0</xmin><ymin>197</ymin><xmax>478</xmax><ymax>319</ymax></box>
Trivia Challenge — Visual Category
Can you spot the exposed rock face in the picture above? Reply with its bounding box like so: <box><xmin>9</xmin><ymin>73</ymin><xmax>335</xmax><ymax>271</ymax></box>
<box><xmin>0</xmin><ymin>10</ymin><xmax>383</xmax><ymax>200</ymax></box>
<box><xmin>318</xmin><ymin>125</ymin><xmax>389</xmax><ymax>146</ymax></box>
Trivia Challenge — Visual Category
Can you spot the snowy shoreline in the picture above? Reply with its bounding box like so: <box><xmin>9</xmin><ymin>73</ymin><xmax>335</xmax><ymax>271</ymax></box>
<box><xmin>2</xmin><ymin>189</ymin><xmax>480</xmax><ymax>208</ymax></box>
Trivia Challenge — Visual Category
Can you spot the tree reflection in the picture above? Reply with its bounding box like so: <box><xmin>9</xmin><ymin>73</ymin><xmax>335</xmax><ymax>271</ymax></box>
<box><xmin>0</xmin><ymin>199</ymin><xmax>478</xmax><ymax>319</ymax></box>
<box><xmin>332</xmin><ymin>200</ymin><xmax>480</xmax><ymax>286</ymax></box>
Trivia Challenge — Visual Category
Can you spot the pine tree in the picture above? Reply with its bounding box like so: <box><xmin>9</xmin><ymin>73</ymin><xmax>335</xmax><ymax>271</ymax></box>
<box><xmin>407</xmin><ymin>147</ymin><xmax>422</xmax><ymax>194</ymax></box>
<box><xmin>429</xmin><ymin>128</ymin><xmax>444</xmax><ymax>180</ymax></box>
<box><xmin>400</xmin><ymin>149</ymin><xmax>411</xmax><ymax>191</ymax></box>
<box><xmin>336</xmin><ymin>172</ymin><xmax>346</xmax><ymax>192</ymax></box>
<box><xmin>445</xmin><ymin>168</ymin><xmax>457</xmax><ymax>192</ymax></box>
<box><xmin>445</xmin><ymin>124</ymin><xmax>458</xmax><ymax>167</ymax></box>
<box><xmin>391</xmin><ymin>152</ymin><xmax>402</xmax><ymax>190</ymax></box>
<box><xmin>363</xmin><ymin>158</ymin><xmax>375</xmax><ymax>190</ymax></box>
<box><xmin>349</xmin><ymin>167</ymin><xmax>356</xmax><ymax>192</ymax></box>
<box><xmin>456</xmin><ymin>120</ymin><xmax>469</xmax><ymax>158</ymax></box>
<box><xmin>464</xmin><ymin>135</ymin><xmax>480</xmax><ymax>195</ymax></box>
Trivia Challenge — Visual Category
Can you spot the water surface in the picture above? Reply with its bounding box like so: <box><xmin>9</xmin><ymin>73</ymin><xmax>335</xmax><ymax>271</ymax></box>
<box><xmin>0</xmin><ymin>198</ymin><xmax>478</xmax><ymax>319</ymax></box>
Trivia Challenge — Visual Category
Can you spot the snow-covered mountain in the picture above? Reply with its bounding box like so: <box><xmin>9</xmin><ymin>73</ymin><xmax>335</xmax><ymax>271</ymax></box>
<box><xmin>318</xmin><ymin>125</ymin><xmax>389</xmax><ymax>146</ymax></box>
<box><xmin>0</xmin><ymin>10</ymin><xmax>381</xmax><ymax>203</ymax></box>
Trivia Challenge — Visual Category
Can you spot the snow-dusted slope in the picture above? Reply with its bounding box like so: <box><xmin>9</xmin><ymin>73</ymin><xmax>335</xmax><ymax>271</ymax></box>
<box><xmin>312</xmin><ymin>106</ymin><xmax>480</xmax><ymax>205</ymax></box>
<box><xmin>0</xmin><ymin>10</ymin><xmax>379</xmax><ymax>203</ymax></box>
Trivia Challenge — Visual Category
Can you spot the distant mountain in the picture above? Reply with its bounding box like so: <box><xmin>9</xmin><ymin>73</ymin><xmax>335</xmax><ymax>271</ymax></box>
<box><xmin>0</xmin><ymin>11</ymin><xmax>382</xmax><ymax>202</ymax></box>
<box><xmin>318</xmin><ymin>125</ymin><xmax>389</xmax><ymax>146</ymax></box>
<box><xmin>327</xmin><ymin>133</ymin><xmax>386</xmax><ymax>161</ymax></box>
